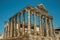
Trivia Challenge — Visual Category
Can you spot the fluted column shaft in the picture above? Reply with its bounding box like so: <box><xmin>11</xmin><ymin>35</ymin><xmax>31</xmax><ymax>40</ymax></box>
<box><xmin>4</xmin><ymin>27</ymin><xmax>6</xmax><ymax>38</ymax></box>
<box><xmin>6</xmin><ymin>26</ymin><xmax>7</xmax><ymax>38</ymax></box>
<box><xmin>12</xmin><ymin>18</ymin><xmax>14</xmax><ymax>37</ymax></box>
<box><xmin>47</xmin><ymin>18</ymin><xmax>50</xmax><ymax>36</ymax></box>
<box><xmin>22</xmin><ymin>12</ymin><xmax>25</xmax><ymax>36</ymax></box>
<box><xmin>9</xmin><ymin>19</ymin><xmax>11</xmax><ymax>38</ymax></box>
<box><xmin>5</xmin><ymin>27</ymin><xmax>7</xmax><ymax>38</ymax></box>
<box><xmin>27</xmin><ymin>10</ymin><xmax>31</xmax><ymax>35</ymax></box>
<box><xmin>51</xmin><ymin>18</ymin><xmax>55</xmax><ymax>36</ymax></box>
<box><xmin>10</xmin><ymin>18</ymin><xmax>13</xmax><ymax>37</ymax></box>
<box><xmin>14</xmin><ymin>16</ymin><xmax>17</xmax><ymax>37</ymax></box>
<box><xmin>14</xmin><ymin>17</ymin><xmax>16</xmax><ymax>37</ymax></box>
<box><xmin>8</xmin><ymin>24</ymin><xmax>9</xmax><ymax>38</ymax></box>
<box><xmin>15</xmin><ymin>16</ymin><xmax>18</xmax><ymax>37</ymax></box>
<box><xmin>17</xmin><ymin>14</ymin><xmax>20</xmax><ymax>36</ymax></box>
<box><xmin>34</xmin><ymin>13</ymin><xmax>36</xmax><ymax>35</ymax></box>
<box><xmin>44</xmin><ymin>16</ymin><xmax>49</xmax><ymax>36</ymax></box>
<box><xmin>7</xmin><ymin>26</ymin><xmax>9</xmax><ymax>38</ymax></box>
<box><xmin>39</xmin><ymin>15</ymin><xmax>42</xmax><ymax>36</ymax></box>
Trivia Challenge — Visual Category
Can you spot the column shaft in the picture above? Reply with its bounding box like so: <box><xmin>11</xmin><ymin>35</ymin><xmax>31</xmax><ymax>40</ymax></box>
<box><xmin>15</xmin><ymin>16</ymin><xmax>18</xmax><ymax>37</ymax></box>
<box><xmin>22</xmin><ymin>12</ymin><xmax>25</xmax><ymax>36</ymax></box>
<box><xmin>6</xmin><ymin>27</ymin><xmax>7</xmax><ymax>38</ymax></box>
<box><xmin>9</xmin><ymin>19</ymin><xmax>11</xmax><ymax>38</ymax></box>
<box><xmin>8</xmin><ymin>24</ymin><xmax>9</xmax><ymax>38</ymax></box>
<box><xmin>28</xmin><ymin>10</ymin><xmax>31</xmax><ymax>35</ymax></box>
<box><xmin>39</xmin><ymin>15</ymin><xmax>42</xmax><ymax>36</ymax></box>
<box><xmin>14</xmin><ymin>17</ymin><xmax>17</xmax><ymax>37</ymax></box>
<box><xmin>51</xmin><ymin>18</ymin><xmax>55</xmax><ymax>36</ymax></box>
<box><xmin>47</xmin><ymin>18</ymin><xmax>50</xmax><ymax>36</ymax></box>
<box><xmin>14</xmin><ymin>18</ymin><xmax>15</xmax><ymax>37</ymax></box>
<box><xmin>12</xmin><ymin>18</ymin><xmax>14</xmax><ymax>37</ymax></box>
<box><xmin>44</xmin><ymin>17</ymin><xmax>49</xmax><ymax>36</ymax></box>
<box><xmin>34</xmin><ymin>13</ymin><xmax>36</xmax><ymax>35</ymax></box>
<box><xmin>4</xmin><ymin>28</ymin><xmax>5</xmax><ymax>38</ymax></box>
<box><xmin>17</xmin><ymin>14</ymin><xmax>20</xmax><ymax>36</ymax></box>
<box><xmin>7</xmin><ymin>26</ymin><xmax>8</xmax><ymax>38</ymax></box>
<box><xmin>9</xmin><ymin>18</ymin><xmax>13</xmax><ymax>37</ymax></box>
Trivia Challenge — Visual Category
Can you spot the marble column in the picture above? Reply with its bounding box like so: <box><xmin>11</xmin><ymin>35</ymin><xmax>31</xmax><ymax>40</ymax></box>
<box><xmin>7</xmin><ymin>25</ymin><xmax>8</xmax><ymax>38</ymax></box>
<box><xmin>4</xmin><ymin>24</ymin><xmax>6</xmax><ymax>38</ymax></box>
<box><xmin>10</xmin><ymin>19</ymin><xmax>12</xmax><ymax>37</ymax></box>
<box><xmin>10</xmin><ymin>18</ymin><xmax>14</xmax><ymax>37</ymax></box>
<box><xmin>39</xmin><ymin>15</ymin><xmax>42</xmax><ymax>36</ymax></box>
<box><xmin>47</xmin><ymin>18</ymin><xmax>51</xmax><ymax>36</ymax></box>
<box><xmin>15</xmin><ymin>16</ymin><xmax>18</xmax><ymax>37</ymax></box>
<box><xmin>44</xmin><ymin>16</ymin><xmax>49</xmax><ymax>37</ymax></box>
<box><xmin>27</xmin><ymin>10</ymin><xmax>31</xmax><ymax>35</ymax></box>
<box><xmin>9</xmin><ymin>19</ymin><xmax>11</xmax><ymax>38</ymax></box>
<box><xmin>8</xmin><ymin>22</ymin><xmax>10</xmax><ymax>38</ymax></box>
<box><xmin>6</xmin><ymin>26</ymin><xmax>7</xmax><ymax>38</ymax></box>
<box><xmin>12</xmin><ymin>18</ymin><xmax>14</xmax><ymax>37</ymax></box>
<box><xmin>5</xmin><ymin>26</ymin><xmax>7</xmax><ymax>38</ymax></box>
<box><xmin>14</xmin><ymin>16</ymin><xmax>17</xmax><ymax>37</ymax></box>
<box><xmin>4</xmin><ymin>27</ymin><xmax>6</xmax><ymax>38</ymax></box>
<box><xmin>34</xmin><ymin>12</ymin><xmax>36</xmax><ymax>36</ymax></box>
<box><xmin>33</xmin><ymin>12</ymin><xmax>37</xmax><ymax>40</ymax></box>
<box><xmin>49</xmin><ymin>18</ymin><xmax>54</xmax><ymax>37</ymax></box>
<box><xmin>14</xmin><ymin>17</ymin><xmax>15</xmax><ymax>37</ymax></box>
<box><xmin>6</xmin><ymin>27</ymin><xmax>7</xmax><ymax>38</ymax></box>
<box><xmin>51</xmin><ymin>18</ymin><xmax>55</xmax><ymax>36</ymax></box>
<box><xmin>22</xmin><ymin>12</ymin><xmax>25</xmax><ymax>36</ymax></box>
<box><xmin>17</xmin><ymin>14</ymin><xmax>20</xmax><ymax>37</ymax></box>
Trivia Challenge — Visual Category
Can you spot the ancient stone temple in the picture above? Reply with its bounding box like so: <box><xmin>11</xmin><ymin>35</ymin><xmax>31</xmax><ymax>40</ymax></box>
<box><xmin>3</xmin><ymin>4</ymin><xmax>60</xmax><ymax>40</ymax></box>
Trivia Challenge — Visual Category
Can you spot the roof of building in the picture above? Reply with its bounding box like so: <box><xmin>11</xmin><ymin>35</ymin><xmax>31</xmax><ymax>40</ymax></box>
<box><xmin>55</xmin><ymin>28</ymin><xmax>60</xmax><ymax>31</ymax></box>
<box><xmin>9</xmin><ymin>4</ymin><xmax>52</xmax><ymax>19</ymax></box>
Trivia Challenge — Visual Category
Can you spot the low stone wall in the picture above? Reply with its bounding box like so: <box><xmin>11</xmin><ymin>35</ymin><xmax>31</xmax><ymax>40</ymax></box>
<box><xmin>0</xmin><ymin>36</ymin><xmax>60</xmax><ymax>40</ymax></box>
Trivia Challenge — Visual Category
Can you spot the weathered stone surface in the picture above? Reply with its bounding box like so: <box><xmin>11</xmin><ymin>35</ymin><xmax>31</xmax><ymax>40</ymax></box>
<box><xmin>3</xmin><ymin>4</ymin><xmax>60</xmax><ymax>40</ymax></box>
